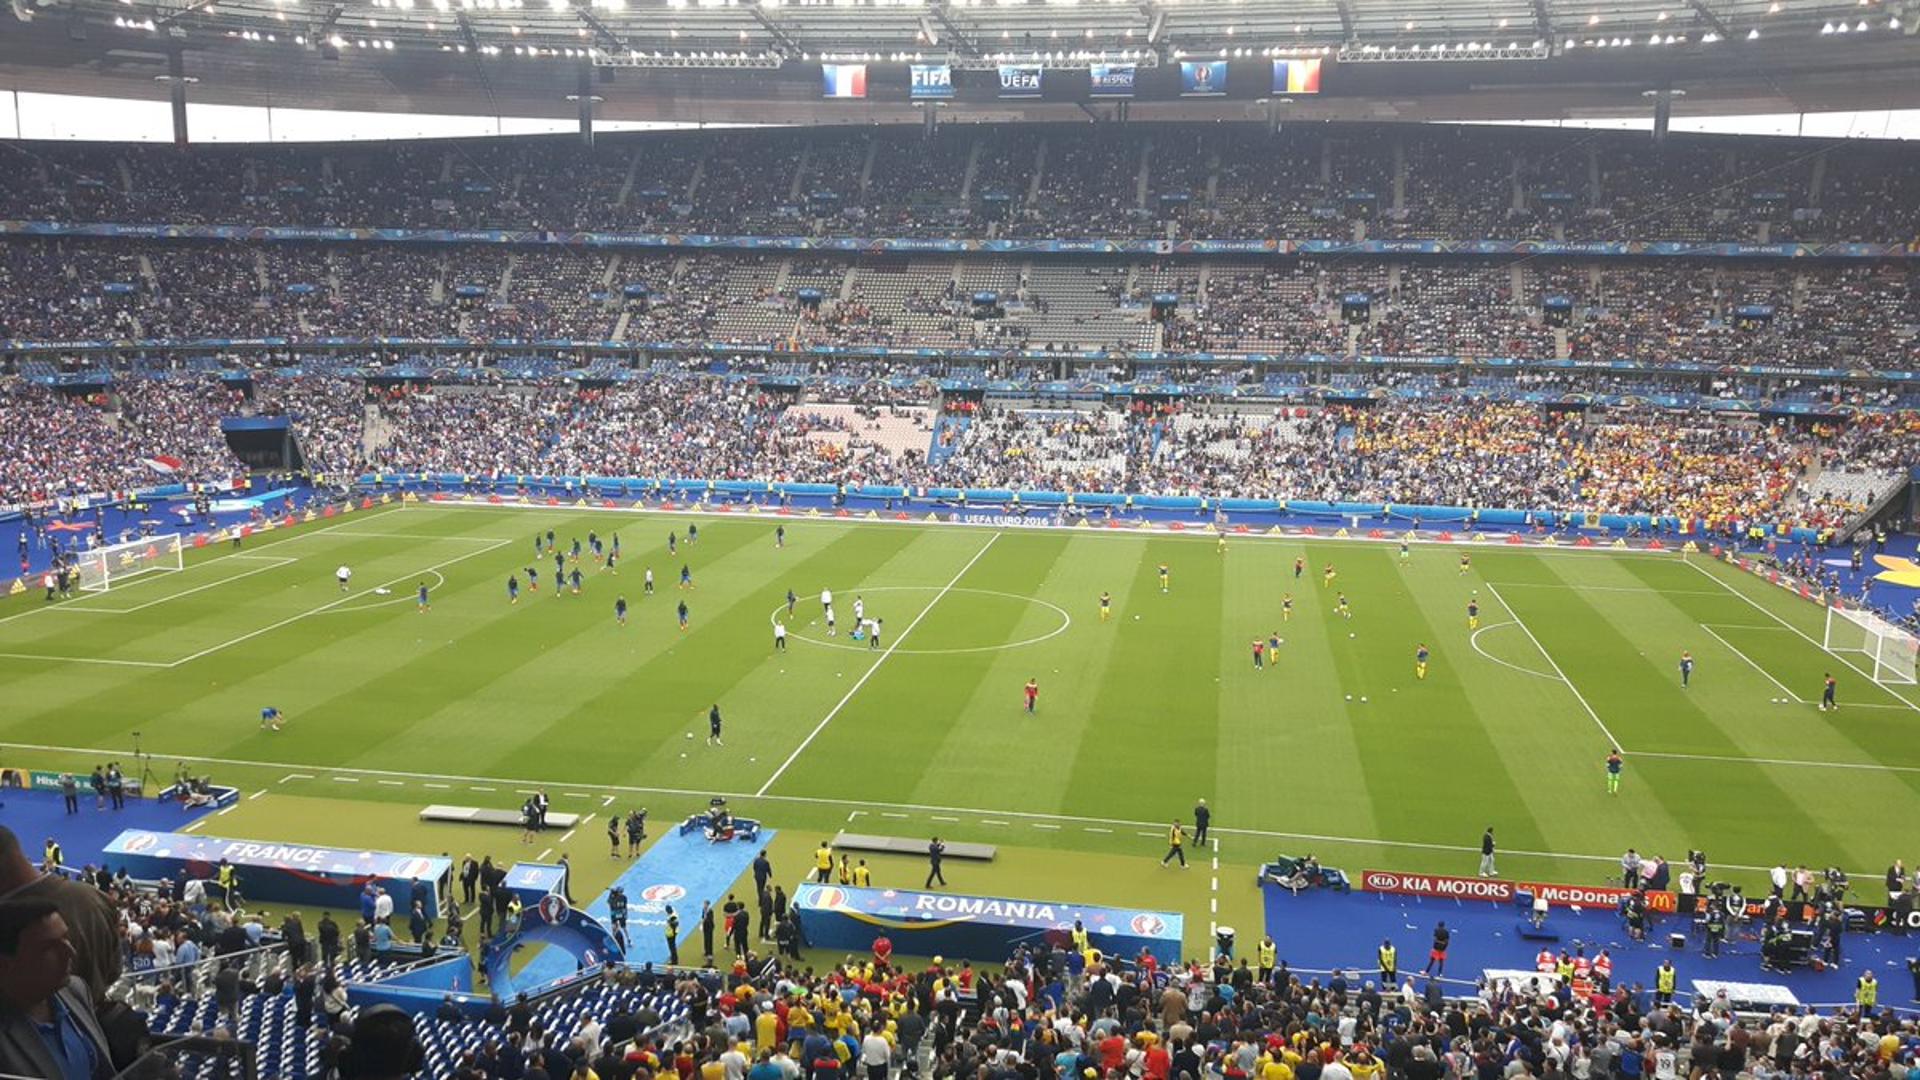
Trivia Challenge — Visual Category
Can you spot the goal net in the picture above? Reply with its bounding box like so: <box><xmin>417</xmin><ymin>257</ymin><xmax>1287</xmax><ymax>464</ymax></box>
<box><xmin>75</xmin><ymin>534</ymin><xmax>184</xmax><ymax>593</ymax></box>
<box><xmin>1824</xmin><ymin>604</ymin><xmax>1920</xmax><ymax>686</ymax></box>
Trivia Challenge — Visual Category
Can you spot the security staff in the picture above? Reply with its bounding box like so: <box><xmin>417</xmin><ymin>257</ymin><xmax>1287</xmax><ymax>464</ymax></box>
<box><xmin>1378</xmin><ymin>939</ymin><xmax>1397</xmax><ymax>986</ymax></box>
<box><xmin>1703</xmin><ymin>899</ymin><xmax>1727</xmax><ymax>958</ymax></box>
<box><xmin>1857</xmin><ymin>970</ymin><xmax>1878</xmax><ymax>1010</ymax></box>
<box><xmin>1655</xmin><ymin>959</ymin><xmax>1677</xmax><ymax>1006</ymax></box>
<box><xmin>664</xmin><ymin>906</ymin><xmax>681</xmax><ymax>966</ymax></box>
<box><xmin>1257</xmin><ymin>934</ymin><xmax>1278</xmax><ymax>982</ymax></box>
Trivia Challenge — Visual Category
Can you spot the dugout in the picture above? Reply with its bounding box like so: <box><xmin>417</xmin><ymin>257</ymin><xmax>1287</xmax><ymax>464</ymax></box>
<box><xmin>102</xmin><ymin>829</ymin><xmax>454</xmax><ymax>919</ymax></box>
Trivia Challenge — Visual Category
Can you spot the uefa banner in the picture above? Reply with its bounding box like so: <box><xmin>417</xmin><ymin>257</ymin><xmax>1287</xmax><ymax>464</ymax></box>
<box><xmin>1359</xmin><ymin>869</ymin><xmax>1677</xmax><ymax>912</ymax></box>
<box><xmin>997</xmin><ymin>64</ymin><xmax>1043</xmax><ymax>99</ymax></box>
<box><xmin>1088</xmin><ymin>63</ymin><xmax>1136</xmax><ymax>98</ymax></box>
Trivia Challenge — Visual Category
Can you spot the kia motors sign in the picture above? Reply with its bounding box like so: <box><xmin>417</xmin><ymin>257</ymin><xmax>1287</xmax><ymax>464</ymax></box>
<box><xmin>1360</xmin><ymin>871</ymin><xmax>1514</xmax><ymax>901</ymax></box>
<box><xmin>1360</xmin><ymin>870</ymin><xmax>1678</xmax><ymax>911</ymax></box>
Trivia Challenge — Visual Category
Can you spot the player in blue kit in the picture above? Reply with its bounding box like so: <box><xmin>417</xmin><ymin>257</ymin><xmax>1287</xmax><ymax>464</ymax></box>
<box><xmin>678</xmin><ymin>599</ymin><xmax>690</xmax><ymax>631</ymax></box>
<box><xmin>525</xmin><ymin>566</ymin><xmax>539</xmax><ymax>592</ymax></box>
<box><xmin>1679</xmin><ymin>651</ymin><xmax>1693</xmax><ymax>687</ymax></box>
<box><xmin>569</xmin><ymin>568</ymin><xmax>583</xmax><ymax>595</ymax></box>
<box><xmin>507</xmin><ymin>574</ymin><xmax>520</xmax><ymax>604</ymax></box>
<box><xmin>260</xmin><ymin>706</ymin><xmax>284</xmax><ymax>732</ymax></box>
<box><xmin>416</xmin><ymin>581</ymin><xmax>430</xmax><ymax>612</ymax></box>
<box><xmin>616</xmin><ymin>596</ymin><xmax>628</xmax><ymax>626</ymax></box>
<box><xmin>679</xmin><ymin>564</ymin><xmax>693</xmax><ymax>590</ymax></box>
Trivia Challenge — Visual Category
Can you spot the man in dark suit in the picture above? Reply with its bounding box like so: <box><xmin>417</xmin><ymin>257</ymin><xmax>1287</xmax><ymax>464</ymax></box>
<box><xmin>0</xmin><ymin>898</ymin><xmax>113</xmax><ymax>1079</ymax></box>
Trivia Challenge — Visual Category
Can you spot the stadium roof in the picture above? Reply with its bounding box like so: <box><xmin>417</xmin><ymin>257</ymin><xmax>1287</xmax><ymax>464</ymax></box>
<box><xmin>3</xmin><ymin>0</ymin><xmax>1918</xmax><ymax>127</ymax></box>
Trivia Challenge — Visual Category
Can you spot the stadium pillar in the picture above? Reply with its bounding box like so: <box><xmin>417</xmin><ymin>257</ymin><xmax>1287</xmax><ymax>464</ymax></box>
<box><xmin>166</xmin><ymin>47</ymin><xmax>190</xmax><ymax>148</ymax></box>
<box><xmin>575</xmin><ymin>60</ymin><xmax>596</xmax><ymax>148</ymax></box>
<box><xmin>1650</xmin><ymin>84</ymin><xmax>1674</xmax><ymax>145</ymax></box>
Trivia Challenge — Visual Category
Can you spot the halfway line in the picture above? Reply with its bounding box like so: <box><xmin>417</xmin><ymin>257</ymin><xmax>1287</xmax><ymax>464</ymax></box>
<box><xmin>754</xmin><ymin>531</ymin><xmax>1001</xmax><ymax>797</ymax></box>
<box><xmin>1484</xmin><ymin>581</ymin><xmax>1624</xmax><ymax>750</ymax></box>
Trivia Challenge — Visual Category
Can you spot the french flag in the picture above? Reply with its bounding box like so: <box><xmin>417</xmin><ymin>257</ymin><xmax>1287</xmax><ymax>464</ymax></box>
<box><xmin>141</xmin><ymin>454</ymin><xmax>185</xmax><ymax>474</ymax></box>
<box><xmin>822</xmin><ymin>63</ymin><xmax>867</xmax><ymax>99</ymax></box>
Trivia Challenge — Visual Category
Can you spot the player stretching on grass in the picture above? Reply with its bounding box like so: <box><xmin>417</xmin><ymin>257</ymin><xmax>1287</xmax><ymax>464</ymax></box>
<box><xmin>260</xmin><ymin>706</ymin><xmax>284</xmax><ymax>732</ymax></box>
<box><xmin>1605</xmin><ymin>749</ymin><xmax>1624</xmax><ymax>795</ymax></box>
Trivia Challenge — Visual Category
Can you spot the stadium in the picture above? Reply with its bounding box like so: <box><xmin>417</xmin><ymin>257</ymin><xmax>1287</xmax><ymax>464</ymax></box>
<box><xmin>4</xmin><ymin>0</ymin><xmax>1920</xmax><ymax>1073</ymax></box>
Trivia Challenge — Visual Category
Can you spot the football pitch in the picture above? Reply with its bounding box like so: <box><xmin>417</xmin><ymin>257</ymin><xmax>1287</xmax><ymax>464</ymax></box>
<box><xmin>3</xmin><ymin>502</ymin><xmax>1917</xmax><ymax>956</ymax></box>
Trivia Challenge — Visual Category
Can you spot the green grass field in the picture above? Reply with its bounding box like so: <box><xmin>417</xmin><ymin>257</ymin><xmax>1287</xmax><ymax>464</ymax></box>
<box><xmin>3</xmin><ymin>502</ymin><xmax>1916</xmax><ymax>957</ymax></box>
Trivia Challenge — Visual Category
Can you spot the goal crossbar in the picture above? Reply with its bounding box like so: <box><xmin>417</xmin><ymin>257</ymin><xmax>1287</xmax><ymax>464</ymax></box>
<box><xmin>76</xmin><ymin>534</ymin><xmax>184</xmax><ymax>593</ymax></box>
<box><xmin>1823</xmin><ymin>604</ymin><xmax>1919</xmax><ymax>686</ymax></box>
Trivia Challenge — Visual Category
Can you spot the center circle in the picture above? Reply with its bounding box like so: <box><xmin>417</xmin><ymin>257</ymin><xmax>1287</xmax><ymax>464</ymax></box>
<box><xmin>770</xmin><ymin>586</ymin><xmax>1073</xmax><ymax>655</ymax></box>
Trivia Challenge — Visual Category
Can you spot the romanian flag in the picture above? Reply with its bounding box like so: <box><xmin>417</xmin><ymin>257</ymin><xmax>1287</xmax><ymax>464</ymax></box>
<box><xmin>1272</xmin><ymin>58</ymin><xmax>1323</xmax><ymax>94</ymax></box>
<box><xmin>821</xmin><ymin>64</ymin><xmax>868</xmax><ymax>99</ymax></box>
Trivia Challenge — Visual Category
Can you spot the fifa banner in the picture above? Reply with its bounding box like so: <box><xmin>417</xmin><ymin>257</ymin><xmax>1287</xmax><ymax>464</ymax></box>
<box><xmin>794</xmin><ymin>883</ymin><xmax>1184</xmax><ymax>964</ymax></box>
<box><xmin>1088</xmin><ymin>63</ymin><xmax>1137</xmax><ymax>98</ymax></box>
<box><xmin>910</xmin><ymin>64</ymin><xmax>954</xmax><ymax>100</ymax></box>
<box><xmin>997</xmin><ymin>64</ymin><xmax>1043</xmax><ymax>99</ymax></box>
<box><xmin>102</xmin><ymin>829</ymin><xmax>454</xmax><ymax>919</ymax></box>
<box><xmin>1359</xmin><ymin>870</ymin><xmax>1679</xmax><ymax>913</ymax></box>
<box><xmin>1271</xmin><ymin>58</ymin><xmax>1323</xmax><ymax>94</ymax></box>
<box><xmin>822</xmin><ymin>63</ymin><xmax>868</xmax><ymax>99</ymax></box>
<box><xmin>1180</xmin><ymin>60</ymin><xmax>1228</xmax><ymax>97</ymax></box>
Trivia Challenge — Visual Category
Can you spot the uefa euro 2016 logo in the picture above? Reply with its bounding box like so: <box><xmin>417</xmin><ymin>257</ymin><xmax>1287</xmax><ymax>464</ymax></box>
<box><xmin>1130</xmin><ymin>914</ymin><xmax>1166</xmax><ymax>936</ymax></box>
<box><xmin>1192</xmin><ymin>65</ymin><xmax>1213</xmax><ymax>90</ymax></box>
<box><xmin>640</xmin><ymin>884</ymin><xmax>686</xmax><ymax>903</ymax></box>
<box><xmin>537</xmin><ymin>894</ymin><xmax>571</xmax><ymax>925</ymax></box>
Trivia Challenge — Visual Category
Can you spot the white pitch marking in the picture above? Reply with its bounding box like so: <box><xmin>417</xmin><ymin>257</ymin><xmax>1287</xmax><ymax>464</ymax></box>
<box><xmin>280</xmin><ymin>773</ymin><xmax>314</xmax><ymax>784</ymax></box>
<box><xmin>1468</xmin><ymin>622</ymin><xmax>1560</xmax><ymax>682</ymax></box>
<box><xmin>1033</xmin><ymin>823</ymin><xmax>1061</xmax><ymax>830</ymax></box>
<box><xmin>1699</xmin><ymin>624</ymin><xmax>1804</xmax><ymax>703</ymax></box>
<box><xmin>9</xmin><ymin>737</ymin><xmax>1894</xmax><ymax>875</ymax></box>
<box><xmin>332</xmin><ymin>776</ymin><xmax>360</xmax><ymax>783</ymax></box>
<box><xmin>982</xmin><ymin>819</ymin><xmax>1010</xmax><ymax>827</ymax></box>
<box><xmin>1682</xmin><ymin>556</ymin><xmax>1920</xmax><ymax>715</ymax></box>
<box><xmin>156</xmin><ymin>538</ymin><xmax>513</xmax><ymax>669</ymax></box>
<box><xmin>377</xmin><ymin>780</ymin><xmax>404</xmax><ymax>787</ymax></box>
<box><xmin>248</xmin><ymin>790</ymin><xmax>267</xmax><ymax>801</ymax></box>
<box><xmin>1485</xmin><ymin>582</ymin><xmax>1624</xmax><ymax>748</ymax></box>
<box><xmin>537</xmin><ymin>848</ymin><xmax>553</xmax><ymax>861</ymax></box>
<box><xmin>560</xmin><ymin>830</ymin><xmax>577</xmax><ymax>843</ymax></box>
<box><xmin>755</xmin><ymin>532</ymin><xmax>1001</xmax><ymax>797</ymax></box>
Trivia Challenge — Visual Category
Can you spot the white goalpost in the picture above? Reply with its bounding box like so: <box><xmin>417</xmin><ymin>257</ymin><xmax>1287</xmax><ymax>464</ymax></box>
<box><xmin>75</xmin><ymin>534</ymin><xmax>184</xmax><ymax>593</ymax></box>
<box><xmin>1823</xmin><ymin>604</ymin><xmax>1920</xmax><ymax>686</ymax></box>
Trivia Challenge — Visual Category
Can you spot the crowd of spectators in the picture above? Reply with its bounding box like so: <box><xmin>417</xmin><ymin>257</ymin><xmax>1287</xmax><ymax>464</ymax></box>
<box><xmin>0</xmin><ymin>377</ymin><xmax>243</xmax><ymax>506</ymax></box>
<box><xmin>7</xmin><ymin>361</ymin><xmax>1920</xmax><ymax>532</ymax></box>
<box><xmin>4</xmin><ymin>240</ymin><xmax>1914</xmax><ymax>373</ymax></box>
<box><xmin>6</xmin><ymin>124</ymin><xmax>1920</xmax><ymax>245</ymax></box>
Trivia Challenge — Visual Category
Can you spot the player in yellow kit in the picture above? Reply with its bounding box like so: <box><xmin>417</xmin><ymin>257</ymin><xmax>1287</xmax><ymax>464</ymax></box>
<box><xmin>1467</xmin><ymin>597</ymin><xmax>1480</xmax><ymax>630</ymax></box>
<box><xmin>1099</xmin><ymin>591</ymin><xmax>1112</xmax><ymax>621</ymax></box>
<box><xmin>1158</xmin><ymin>563</ymin><xmax>1170</xmax><ymax>593</ymax></box>
<box><xmin>1335</xmin><ymin>592</ymin><xmax>1352</xmax><ymax>620</ymax></box>
<box><xmin>1459</xmin><ymin>553</ymin><xmax>1472</xmax><ymax>575</ymax></box>
<box><xmin>1322</xmin><ymin>562</ymin><xmax>1337</xmax><ymax>588</ymax></box>
<box><xmin>1416</xmin><ymin>643</ymin><xmax>1430</xmax><ymax>680</ymax></box>
<box><xmin>1281</xmin><ymin>593</ymin><xmax>1293</xmax><ymax>621</ymax></box>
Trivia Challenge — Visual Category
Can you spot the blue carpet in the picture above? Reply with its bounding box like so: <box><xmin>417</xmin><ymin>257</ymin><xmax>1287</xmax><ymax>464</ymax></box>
<box><xmin>1</xmin><ymin>786</ymin><xmax>221</xmax><ymax>870</ymax></box>
<box><xmin>1263</xmin><ymin>884</ymin><xmax>1919</xmax><ymax>1008</ymax></box>
<box><xmin>517</xmin><ymin>825</ymin><xmax>775</xmax><ymax>985</ymax></box>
